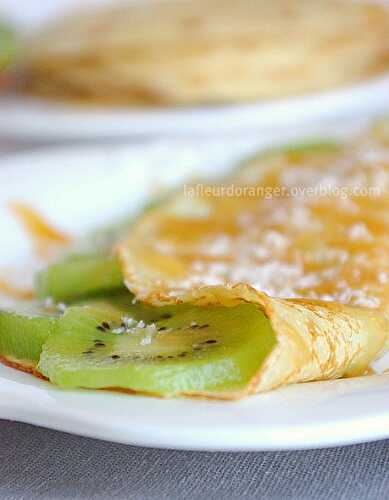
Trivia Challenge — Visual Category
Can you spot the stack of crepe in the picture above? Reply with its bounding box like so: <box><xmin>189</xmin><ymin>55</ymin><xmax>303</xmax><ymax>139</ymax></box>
<box><xmin>116</xmin><ymin>123</ymin><xmax>389</xmax><ymax>396</ymax></box>
<box><xmin>24</xmin><ymin>0</ymin><xmax>389</xmax><ymax>106</ymax></box>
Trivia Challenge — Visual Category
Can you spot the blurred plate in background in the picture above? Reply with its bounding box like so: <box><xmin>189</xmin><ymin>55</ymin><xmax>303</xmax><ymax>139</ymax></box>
<box><xmin>1</xmin><ymin>75</ymin><xmax>389</xmax><ymax>140</ymax></box>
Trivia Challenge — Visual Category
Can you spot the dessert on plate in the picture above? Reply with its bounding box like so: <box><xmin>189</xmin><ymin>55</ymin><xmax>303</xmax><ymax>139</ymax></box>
<box><xmin>22</xmin><ymin>0</ymin><xmax>389</xmax><ymax>106</ymax></box>
<box><xmin>1</xmin><ymin>121</ymin><xmax>389</xmax><ymax>399</ymax></box>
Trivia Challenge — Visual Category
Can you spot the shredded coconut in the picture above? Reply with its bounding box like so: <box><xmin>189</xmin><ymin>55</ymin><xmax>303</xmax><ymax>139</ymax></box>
<box><xmin>44</xmin><ymin>297</ymin><xmax>54</xmax><ymax>308</ymax></box>
<box><xmin>121</xmin><ymin>316</ymin><xmax>136</xmax><ymax>328</ymax></box>
<box><xmin>140</xmin><ymin>323</ymin><xmax>158</xmax><ymax>345</ymax></box>
<box><xmin>112</xmin><ymin>327</ymin><xmax>125</xmax><ymax>335</ymax></box>
<box><xmin>348</xmin><ymin>223</ymin><xmax>372</xmax><ymax>241</ymax></box>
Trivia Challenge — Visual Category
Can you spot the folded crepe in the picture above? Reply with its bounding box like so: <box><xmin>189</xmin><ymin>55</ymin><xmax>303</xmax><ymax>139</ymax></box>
<box><xmin>117</xmin><ymin>124</ymin><xmax>389</xmax><ymax>393</ymax></box>
<box><xmin>23</xmin><ymin>0</ymin><xmax>389</xmax><ymax>106</ymax></box>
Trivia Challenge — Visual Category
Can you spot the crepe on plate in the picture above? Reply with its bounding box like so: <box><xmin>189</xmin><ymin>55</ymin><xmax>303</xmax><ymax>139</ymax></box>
<box><xmin>1</xmin><ymin>124</ymin><xmax>389</xmax><ymax>399</ymax></box>
<box><xmin>117</xmin><ymin>123</ymin><xmax>389</xmax><ymax>394</ymax></box>
<box><xmin>23</xmin><ymin>0</ymin><xmax>389</xmax><ymax>106</ymax></box>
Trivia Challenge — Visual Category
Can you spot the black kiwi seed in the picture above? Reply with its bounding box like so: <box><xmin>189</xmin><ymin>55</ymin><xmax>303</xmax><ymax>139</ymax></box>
<box><xmin>160</xmin><ymin>313</ymin><xmax>172</xmax><ymax>319</ymax></box>
<box><xmin>96</xmin><ymin>326</ymin><xmax>105</xmax><ymax>332</ymax></box>
<box><xmin>158</xmin><ymin>326</ymin><xmax>167</xmax><ymax>331</ymax></box>
<box><xmin>199</xmin><ymin>324</ymin><xmax>210</xmax><ymax>329</ymax></box>
<box><xmin>102</xmin><ymin>321</ymin><xmax>110</xmax><ymax>330</ymax></box>
<box><xmin>82</xmin><ymin>350</ymin><xmax>93</xmax><ymax>355</ymax></box>
<box><xmin>204</xmin><ymin>339</ymin><xmax>217</xmax><ymax>344</ymax></box>
<box><xmin>179</xmin><ymin>352</ymin><xmax>187</xmax><ymax>357</ymax></box>
<box><xmin>111</xmin><ymin>355</ymin><xmax>120</xmax><ymax>360</ymax></box>
<box><xmin>95</xmin><ymin>342</ymin><xmax>105</xmax><ymax>347</ymax></box>
<box><xmin>193</xmin><ymin>346</ymin><xmax>202</xmax><ymax>351</ymax></box>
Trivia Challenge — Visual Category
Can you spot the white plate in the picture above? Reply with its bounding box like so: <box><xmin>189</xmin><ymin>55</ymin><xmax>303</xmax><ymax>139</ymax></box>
<box><xmin>1</xmin><ymin>133</ymin><xmax>389</xmax><ymax>451</ymax></box>
<box><xmin>1</xmin><ymin>74</ymin><xmax>389</xmax><ymax>140</ymax></box>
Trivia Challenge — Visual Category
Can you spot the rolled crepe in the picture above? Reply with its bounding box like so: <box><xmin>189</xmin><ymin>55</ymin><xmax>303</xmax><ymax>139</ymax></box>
<box><xmin>23</xmin><ymin>0</ymin><xmax>389</xmax><ymax>105</ymax></box>
<box><xmin>118</xmin><ymin>125</ymin><xmax>389</xmax><ymax>392</ymax></box>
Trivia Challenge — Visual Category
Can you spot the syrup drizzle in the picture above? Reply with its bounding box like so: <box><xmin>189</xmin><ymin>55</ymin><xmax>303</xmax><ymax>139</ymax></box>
<box><xmin>9</xmin><ymin>201</ymin><xmax>72</xmax><ymax>258</ymax></box>
<box><xmin>0</xmin><ymin>203</ymin><xmax>72</xmax><ymax>300</ymax></box>
<box><xmin>0</xmin><ymin>277</ymin><xmax>34</xmax><ymax>300</ymax></box>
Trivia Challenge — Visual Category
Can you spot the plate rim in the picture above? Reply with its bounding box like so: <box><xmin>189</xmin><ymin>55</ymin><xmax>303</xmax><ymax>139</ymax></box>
<box><xmin>1</xmin><ymin>73</ymin><xmax>389</xmax><ymax>139</ymax></box>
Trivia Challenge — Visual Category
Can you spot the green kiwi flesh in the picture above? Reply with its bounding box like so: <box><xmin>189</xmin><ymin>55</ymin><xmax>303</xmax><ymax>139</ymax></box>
<box><xmin>0</xmin><ymin>303</ymin><xmax>60</xmax><ymax>369</ymax></box>
<box><xmin>0</xmin><ymin>292</ymin><xmax>157</xmax><ymax>373</ymax></box>
<box><xmin>39</xmin><ymin>301</ymin><xmax>276</xmax><ymax>397</ymax></box>
<box><xmin>34</xmin><ymin>205</ymin><xmax>166</xmax><ymax>303</ymax></box>
<box><xmin>0</xmin><ymin>292</ymin><xmax>139</xmax><ymax>373</ymax></box>
<box><xmin>35</xmin><ymin>254</ymin><xmax>125</xmax><ymax>302</ymax></box>
<box><xmin>34</xmin><ymin>212</ymin><xmax>136</xmax><ymax>302</ymax></box>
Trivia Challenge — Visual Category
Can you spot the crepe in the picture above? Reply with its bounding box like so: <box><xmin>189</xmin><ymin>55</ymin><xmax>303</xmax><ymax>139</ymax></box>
<box><xmin>24</xmin><ymin>0</ymin><xmax>389</xmax><ymax>106</ymax></box>
<box><xmin>117</xmin><ymin>124</ymin><xmax>389</xmax><ymax>392</ymax></box>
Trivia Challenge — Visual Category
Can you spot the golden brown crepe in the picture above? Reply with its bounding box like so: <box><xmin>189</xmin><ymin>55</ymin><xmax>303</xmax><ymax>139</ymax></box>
<box><xmin>24</xmin><ymin>0</ymin><xmax>389</xmax><ymax>106</ymax></box>
<box><xmin>117</xmin><ymin>124</ymin><xmax>389</xmax><ymax>393</ymax></box>
<box><xmin>0</xmin><ymin>355</ymin><xmax>46</xmax><ymax>380</ymax></box>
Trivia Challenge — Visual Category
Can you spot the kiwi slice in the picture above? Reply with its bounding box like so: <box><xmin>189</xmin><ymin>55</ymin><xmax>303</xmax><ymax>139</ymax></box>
<box><xmin>78</xmin><ymin>294</ymin><xmax>178</xmax><ymax>323</ymax></box>
<box><xmin>39</xmin><ymin>302</ymin><xmax>276</xmax><ymax>397</ymax></box>
<box><xmin>34</xmin><ymin>199</ymin><xmax>173</xmax><ymax>302</ymax></box>
<box><xmin>0</xmin><ymin>292</ymin><xmax>171</xmax><ymax>374</ymax></box>
<box><xmin>35</xmin><ymin>254</ymin><xmax>125</xmax><ymax>302</ymax></box>
<box><xmin>0</xmin><ymin>293</ymin><xmax>141</xmax><ymax>374</ymax></box>
<box><xmin>0</xmin><ymin>302</ymin><xmax>60</xmax><ymax>372</ymax></box>
<box><xmin>34</xmin><ymin>212</ymin><xmax>136</xmax><ymax>302</ymax></box>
